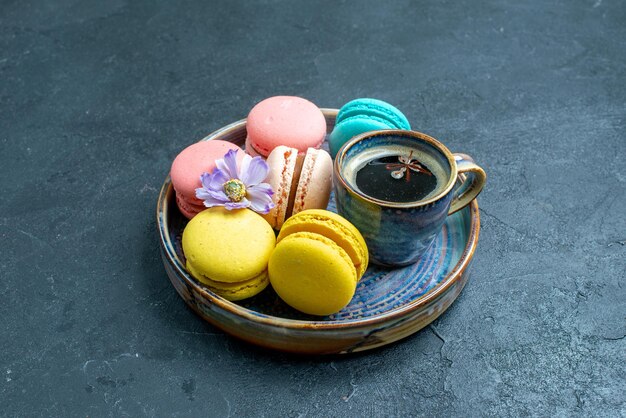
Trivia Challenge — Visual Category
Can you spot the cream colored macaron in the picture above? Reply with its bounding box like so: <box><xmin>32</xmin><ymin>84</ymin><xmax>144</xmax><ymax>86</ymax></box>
<box><xmin>262</xmin><ymin>146</ymin><xmax>332</xmax><ymax>229</ymax></box>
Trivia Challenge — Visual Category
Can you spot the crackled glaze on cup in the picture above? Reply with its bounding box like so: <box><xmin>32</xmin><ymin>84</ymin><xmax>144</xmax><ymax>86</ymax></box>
<box><xmin>334</xmin><ymin>130</ymin><xmax>485</xmax><ymax>267</ymax></box>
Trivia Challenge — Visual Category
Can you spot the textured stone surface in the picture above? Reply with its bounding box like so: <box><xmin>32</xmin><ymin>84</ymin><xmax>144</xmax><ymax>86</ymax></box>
<box><xmin>1</xmin><ymin>0</ymin><xmax>624</xmax><ymax>416</ymax></box>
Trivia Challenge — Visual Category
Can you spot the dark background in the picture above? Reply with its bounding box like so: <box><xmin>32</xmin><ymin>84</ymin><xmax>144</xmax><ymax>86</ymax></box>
<box><xmin>1</xmin><ymin>0</ymin><xmax>624</xmax><ymax>416</ymax></box>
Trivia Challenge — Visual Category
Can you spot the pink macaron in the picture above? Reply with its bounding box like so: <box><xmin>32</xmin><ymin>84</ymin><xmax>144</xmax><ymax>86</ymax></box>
<box><xmin>170</xmin><ymin>140</ymin><xmax>244</xmax><ymax>219</ymax></box>
<box><xmin>262</xmin><ymin>146</ymin><xmax>333</xmax><ymax>229</ymax></box>
<box><xmin>245</xmin><ymin>96</ymin><xmax>327</xmax><ymax>158</ymax></box>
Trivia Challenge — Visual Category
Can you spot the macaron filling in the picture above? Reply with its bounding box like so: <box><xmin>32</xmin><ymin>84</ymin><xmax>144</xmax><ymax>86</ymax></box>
<box><xmin>187</xmin><ymin>266</ymin><xmax>270</xmax><ymax>301</ymax></box>
<box><xmin>246</xmin><ymin>138</ymin><xmax>272</xmax><ymax>158</ymax></box>
<box><xmin>292</xmin><ymin>149</ymin><xmax>316</xmax><ymax>214</ymax></box>
<box><xmin>263</xmin><ymin>146</ymin><xmax>299</xmax><ymax>228</ymax></box>
<box><xmin>335</xmin><ymin>114</ymin><xmax>401</xmax><ymax>130</ymax></box>
<box><xmin>176</xmin><ymin>194</ymin><xmax>207</xmax><ymax>217</ymax></box>
<box><xmin>285</xmin><ymin>151</ymin><xmax>305</xmax><ymax>221</ymax></box>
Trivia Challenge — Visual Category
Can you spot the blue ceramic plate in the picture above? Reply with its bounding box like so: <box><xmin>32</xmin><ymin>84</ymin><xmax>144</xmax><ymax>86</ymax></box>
<box><xmin>157</xmin><ymin>110</ymin><xmax>480</xmax><ymax>354</ymax></box>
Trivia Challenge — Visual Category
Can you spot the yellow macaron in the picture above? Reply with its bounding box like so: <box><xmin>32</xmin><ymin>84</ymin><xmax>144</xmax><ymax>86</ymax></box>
<box><xmin>182</xmin><ymin>207</ymin><xmax>276</xmax><ymax>301</ymax></box>
<box><xmin>277</xmin><ymin>209</ymin><xmax>369</xmax><ymax>280</ymax></box>
<box><xmin>268</xmin><ymin>231</ymin><xmax>357</xmax><ymax>316</ymax></box>
<box><xmin>188</xmin><ymin>271</ymin><xmax>270</xmax><ymax>302</ymax></box>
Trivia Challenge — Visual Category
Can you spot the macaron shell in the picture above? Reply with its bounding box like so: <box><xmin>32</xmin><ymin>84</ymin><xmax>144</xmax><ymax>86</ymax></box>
<box><xmin>269</xmin><ymin>232</ymin><xmax>357</xmax><ymax>316</ymax></box>
<box><xmin>246</xmin><ymin>96</ymin><xmax>326</xmax><ymax>156</ymax></box>
<box><xmin>292</xmin><ymin>148</ymin><xmax>332</xmax><ymax>215</ymax></box>
<box><xmin>244</xmin><ymin>137</ymin><xmax>264</xmax><ymax>158</ymax></box>
<box><xmin>335</xmin><ymin>98</ymin><xmax>411</xmax><ymax>130</ymax></box>
<box><xmin>182</xmin><ymin>207</ymin><xmax>276</xmax><ymax>283</ymax></box>
<box><xmin>261</xmin><ymin>146</ymin><xmax>299</xmax><ymax>229</ymax></box>
<box><xmin>176</xmin><ymin>194</ymin><xmax>207</xmax><ymax>220</ymax></box>
<box><xmin>277</xmin><ymin>209</ymin><xmax>369</xmax><ymax>280</ymax></box>
<box><xmin>186</xmin><ymin>267</ymin><xmax>269</xmax><ymax>301</ymax></box>
<box><xmin>171</xmin><ymin>140</ymin><xmax>244</xmax><ymax>207</ymax></box>
<box><xmin>329</xmin><ymin>98</ymin><xmax>412</xmax><ymax>158</ymax></box>
<box><xmin>328</xmin><ymin>115</ymin><xmax>397</xmax><ymax>157</ymax></box>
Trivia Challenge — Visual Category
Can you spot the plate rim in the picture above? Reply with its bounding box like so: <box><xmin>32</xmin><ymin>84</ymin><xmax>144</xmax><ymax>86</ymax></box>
<box><xmin>157</xmin><ymin>110</ymin><xmax>480</xmax><ymax>330</ymax></box>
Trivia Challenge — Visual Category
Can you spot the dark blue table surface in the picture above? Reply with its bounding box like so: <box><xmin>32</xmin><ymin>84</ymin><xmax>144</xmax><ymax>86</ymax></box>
<box><xmin>1</xmin><ymin>1</ymin><xmax>624</xmax><ymax>416</ymax></box>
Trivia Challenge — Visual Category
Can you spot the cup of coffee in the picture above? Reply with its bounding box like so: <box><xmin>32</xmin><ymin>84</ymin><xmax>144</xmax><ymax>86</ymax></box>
<box><xmin>333</xmin><ymin>130</ymin><xmax>486</xmax><ymax>267</ymax></box>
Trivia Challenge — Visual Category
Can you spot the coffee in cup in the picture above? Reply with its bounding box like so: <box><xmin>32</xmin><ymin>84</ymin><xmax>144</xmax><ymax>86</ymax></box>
<box><xmin>334</xmin><ymin>130</ymin><xmax>486</xmax><ymax>267</ymax></box>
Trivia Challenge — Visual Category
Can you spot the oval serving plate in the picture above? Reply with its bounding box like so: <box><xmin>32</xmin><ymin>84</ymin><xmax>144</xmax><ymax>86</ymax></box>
<box><xmin>157</xmin><ymin>109</ymin><xmax>480</xmax><ymax>355</ymax></box>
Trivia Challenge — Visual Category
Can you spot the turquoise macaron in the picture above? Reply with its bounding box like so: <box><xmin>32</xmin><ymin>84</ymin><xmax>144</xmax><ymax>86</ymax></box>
<box><xmin>328</xmin><ymin>98</ymin><xmax>411</xmax><ymax>158</ymax></box>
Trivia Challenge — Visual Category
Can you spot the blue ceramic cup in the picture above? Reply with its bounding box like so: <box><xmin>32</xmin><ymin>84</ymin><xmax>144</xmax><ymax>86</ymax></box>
<box><xmin>334</xmin><ymin>130</ymin><xmax>486</xmax><ymax>267</ymax></box>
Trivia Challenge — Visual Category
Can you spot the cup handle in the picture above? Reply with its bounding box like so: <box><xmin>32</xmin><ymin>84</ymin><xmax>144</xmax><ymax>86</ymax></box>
<box><xmin>448</xmin><ymin>153</ymin><xmax>486</xmax><ymax>215</ymax></box>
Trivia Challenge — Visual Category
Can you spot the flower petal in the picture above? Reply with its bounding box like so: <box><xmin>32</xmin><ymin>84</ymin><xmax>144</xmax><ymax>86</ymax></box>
<box><xmin>202</xmin><ymin>197</ymin><xmax>229</xmax><ymax>208</ymax></box>
<box><xmin>206</xmin><ymin>188</ymin><xmax>229</xmax><ymax>201</ymax></box>
<box><xmin>208</xmin><ymin>168</ymin><xmax>229</xmax><ymax>191</ymax></box>
<box><xmin>195</xmin><ymin>188</ymin><xmax>212</xmax><ymax>201</ymax></box>
<box><xmin>196</xmin><ymin>187</ymin><xmax>229</xmax><ymax>202</ymax></box>
<box><xmin>249</xmin><ymin>182</ymin><xmax>273</xmax><ymax>196</ymax></box>
<box><xmin>238</xmin><ymin>154</ymin><xmax>252</xmax><ymax>182</ymax></box>
<box><xmin>224</xmin><ymin>198</ymin><xmax>251</xmax><ymax>210</ymax></box>
<box><xmin>200</xmin><ymin>172</ymin><xmax>213</xmax><ymax>190</ymax></box>
<box><xmin>241</xmin><ymin>156</ymin><xmax>270</xmax><ymax>186</ymax></box>
<box><xmin>215</xmin><ymin>149</ymin><xmax>239</xmax><ymax>179</ymax></box>
<box><xmin>247</xmin><ymin>184</ymin><xmax>275</xmax><ymax>214</ymax></box>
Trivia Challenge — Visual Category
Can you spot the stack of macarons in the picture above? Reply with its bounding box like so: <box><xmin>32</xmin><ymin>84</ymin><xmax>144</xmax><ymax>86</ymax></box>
<box><xmin>171</xmin><ymin>95</ymin><xmax>410</xmax><ymax>314</ymax></box>
<box><xmin>246</xmin><ymin>95</ymin><xmax>334</xmax><ymax>229</ymax></box>
<box><xmin>170</xmin><ymin>96</ymin><xmax>333</xmax><ymax>224</ymax></box>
